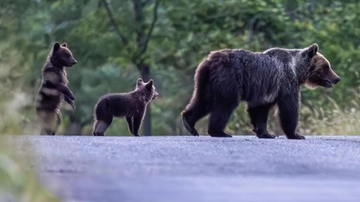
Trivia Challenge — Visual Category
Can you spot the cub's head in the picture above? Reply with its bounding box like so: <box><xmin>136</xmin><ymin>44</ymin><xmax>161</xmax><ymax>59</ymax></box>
<box><xmin>50</xmin><ymin>42</ymin><xmax>77</xmax><ymax>68</ymax></box>
<box><xmin>136</xmin><ymin>78</ymin><xmax>159</xmax><ymax>101</ymax></box>
<box><xmin>301</xmin><ymin>43</ymin><xmax>341</xmax><ymax>89</ymax></box>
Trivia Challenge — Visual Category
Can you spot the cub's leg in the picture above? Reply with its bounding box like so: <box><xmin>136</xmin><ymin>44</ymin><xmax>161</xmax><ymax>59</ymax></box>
<box><xmin>56</xmin><ymin>83</ymin><xmax>75</xmax><ymax>100</ymax></box>
<box><xmin>37</xmin><ymin>109</ymin><xmax>61</xmax><ymax>135</ymax></box>
<box><xmin>247</xmin><ymin>103</ymin><xmax>276</xmax><ymax>139</ymax></box>
<box><xmin>277</xmin><ymin>95</ymin><xmax>305</xmax><ymax>139</ymax></box>
<box><xmin>126</xmin><ymin>117</ymin><xmax>134</xmax><ymax>135</ymax></box>
<box><xmin>132</xmin><ymin>111</ymin><xmax>146</xmax><ymax>136</ymax></box>
<box><xmin>93</xmin><ymin>102</ymin><xmax>113</xmax><ymax>136</ymax></box>
<box><xmin>52</xmin><ymin>109</ymin><xmax>61</xmax><ymax>135</ymax></box>
<box><xmin>92</xmin><ymin>120</ymin><xmax>112</xmax><ymax>136</ymax></box>
<box><xmin>64</xmin><ymin>95</ymin><xmax>76</xmax><ymax>109</ymax></box>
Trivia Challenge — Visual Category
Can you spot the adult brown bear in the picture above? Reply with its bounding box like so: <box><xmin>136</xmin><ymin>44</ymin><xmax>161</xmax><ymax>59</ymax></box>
<box><xmin>182</xmin><ymin>44</ymin><xmax>340</xmax><ymax>139</ymax></box>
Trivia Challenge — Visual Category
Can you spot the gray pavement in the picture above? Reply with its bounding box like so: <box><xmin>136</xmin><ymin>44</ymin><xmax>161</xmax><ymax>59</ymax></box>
<box><xmin>8</xmin><ymin>135</ymin><xmax>360</xmax><ymax>202</ymax></box>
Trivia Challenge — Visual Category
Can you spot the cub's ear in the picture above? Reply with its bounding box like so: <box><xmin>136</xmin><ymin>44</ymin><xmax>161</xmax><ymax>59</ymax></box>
<box><xmin>61</xmin><ymin>42</ymin><xmax>67</xmax><ymax>47</ymax></box>
<box><xmin>137</xmin><ymin>78</ymin><xmax>144</xmax><ymax>86</ymax></box>
<box><xmin>53</xmin><ymin>42</ymin><xmax>61</xmax><ymax>52</ymax></box>
<box><xmin>145</xmin><ymin>79</ymin><xmax>154</xmax><ymax>90</ymax></box>
<box><xmin>302</xmin><ymin>43</ymin><xmax>319</xmax><ymax>58</ymax></box>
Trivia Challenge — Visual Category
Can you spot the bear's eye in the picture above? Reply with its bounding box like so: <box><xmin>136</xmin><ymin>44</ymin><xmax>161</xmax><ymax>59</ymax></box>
<box><xmin>322</xmin><ymin>66</ymin><xmax>330</xmax><ymax>73</ymax></box>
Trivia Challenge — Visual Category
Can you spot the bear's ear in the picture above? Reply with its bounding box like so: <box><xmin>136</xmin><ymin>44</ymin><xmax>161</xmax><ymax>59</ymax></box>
<box><xmin>61</xmin><ymin>42</ymin><xmax>67</xmax><ymax>47</ymax></box>
<box><xmin>145</xmin><ymin>79</ymin><xmax>154</xmax><ymax>90</ymax></box>
<box><xmin>309</xmin><ymin>43</ymin><xmax>319</xmax><ymax>54</ymax></box>
<box><xmin>302</xmin><ymin>43</ymin><xmax>319</xmax><ymax>58</ymax></box>
<box><xmin>137</xmin><ymin>78</ymin><xmax>144</xmax><ymax>86</ymax></box>
<box><xmin>53</xmin><ymin>42</ymin><xmax>60</xmax><ymax>53</ymax></box>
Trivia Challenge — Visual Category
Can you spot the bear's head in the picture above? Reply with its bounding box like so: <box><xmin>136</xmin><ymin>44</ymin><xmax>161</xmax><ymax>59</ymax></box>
<box><xmin>50</xmin><ymin>42</ymin><xmax>77</xmax><ymax>68</ymax></box>
<box><xmin>136</xmin><ymin>78</ymin><xmax>159</xmax><ymax>102</ymax></box>
<box><xmin>301</xmin><ymin>43</ymin><xmax>341</xmax><ymax>89</ymax></box>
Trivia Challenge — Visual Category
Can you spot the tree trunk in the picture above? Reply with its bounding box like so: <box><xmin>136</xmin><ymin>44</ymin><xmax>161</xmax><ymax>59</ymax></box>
<box><xmin>132</xmin><ymin>0</ymin><xmax>159</xmax><ymax>136</ymax></box>
<box><xmin>139</xmin><ymin>63</ymin><xmax>152</xmax><ymax>136</ymax></box>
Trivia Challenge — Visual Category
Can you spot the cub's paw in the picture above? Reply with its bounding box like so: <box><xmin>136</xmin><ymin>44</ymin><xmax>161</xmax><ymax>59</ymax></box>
<box><xmin>66</xmin><ymin>91</ymin><xmax>75</xmax><ymax>100</ymax></box>
<box><xmin>69</xmin><ymin>101</ymin><xmax>76</xmax><ymax>109</ymax></box>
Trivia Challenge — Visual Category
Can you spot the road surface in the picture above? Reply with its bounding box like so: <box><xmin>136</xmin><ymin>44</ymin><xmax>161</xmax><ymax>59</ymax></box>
<box><xmin>8</xmin><ymin>135</ymin><xmax>360</xmax><ymax>202</ymax></box>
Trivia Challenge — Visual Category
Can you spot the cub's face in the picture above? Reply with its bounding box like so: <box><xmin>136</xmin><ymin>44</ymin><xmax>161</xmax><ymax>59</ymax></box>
<box><xmin>136</xmin><ymin>78</ymin><xmax>159</xmax><ymax>100</ymax></box>
<box><xmin>302</xmin><ymin>44</ymin><xmax>341</xmax><ymax>89</ymax></box>
<box><xmin>51</xmin><ymin>42</ymin><xmax>77</xmax><ymax>67</ymax></box>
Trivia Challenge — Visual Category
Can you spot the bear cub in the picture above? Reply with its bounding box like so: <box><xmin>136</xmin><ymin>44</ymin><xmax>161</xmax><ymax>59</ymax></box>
<box><xmin>35</xmin><ymin>42</ymin><xmax>77</xmax><ymax>135</ymax></box>
<box><xmin>182</xmin><ymin>43</ymin><xmax>341</xmax><ymax>139</ymax></box>
<box><xmin>92</xmin><ymin>78</ymin><xmax>159</xmax><ymax>136</ymax></box>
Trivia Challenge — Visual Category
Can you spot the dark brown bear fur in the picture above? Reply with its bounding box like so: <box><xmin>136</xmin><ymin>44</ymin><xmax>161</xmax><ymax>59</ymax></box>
<box><xmin>92</xmin><ymin>78</ymin><xmax>159</xmax><ymax>136</ymax></box>
<box><xmin>182</xmin><ymin>43</ymin><xmax>341</xmax><ymax>139</ymax></box>
<box><xmin>35</xmin><ymin>42</ymin><xmax>77</xmax><ymax>135</ymax></box>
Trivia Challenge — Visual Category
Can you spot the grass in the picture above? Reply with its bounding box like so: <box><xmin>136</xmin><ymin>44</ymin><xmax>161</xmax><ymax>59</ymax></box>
<box><xmin>0</xmin><ymin>94</ymin><xmax>61</xmax><ymax>202</ymax></box>
<box><xmin>298</xmin><ymin>103</ymin><xmax>360</xmax><ymax>135</ymax></box>
<box><xmin>0</xmin><ymin>138</ymin><xmax>61</xmax><ymax>202</ymax></box>
<box><xmin>225</xmin><ymin>99</ymin><xmax>360</xmax><ymax>136</ymax></box>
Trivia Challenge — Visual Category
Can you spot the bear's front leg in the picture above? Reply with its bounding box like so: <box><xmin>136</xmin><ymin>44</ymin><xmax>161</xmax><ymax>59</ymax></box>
<box><xmin>126</xmin><ymin>116</ymin><xmax>134</xmax><ymax>135</ymax></box>
<box><xmin>277</xmin><ymin>95</ymin><xmax>305</xmax><ymax>140</ymax></box>
<box><xmin>132</xmin><ymin>115</ymin><xmax>142</xmax><ymax>136</ymax></box>
<box><xmin>64</xmin><ymin>95</ymin><xmax>76</xmax><ymax>109</ymax></box>
<box><xmin>132</xmin><ymin>109</ymin><xmax>146</xmax><ymax>136</ymax></box>
<box><xmin>247</xmin><ymin>104</ymin><xmax>276</xmax><ymax>139</ymax></box>
<box><xmin>56</xmin><ymin>83</ymin><xmax>75</xmax><ymax>100</ymax></box>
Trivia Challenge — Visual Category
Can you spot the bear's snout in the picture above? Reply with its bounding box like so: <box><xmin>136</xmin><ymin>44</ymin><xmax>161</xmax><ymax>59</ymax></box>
<box><xmin>333</xmin><ymin>77</ymin><xmax>341</xmax><ymax>84</ymax></box>
<box><xmin>68</xmin><ymin>59</ymin><xmax>77</xmax><ymax>67</ymax></box>
<box><xmin>153</xmin><ymin>92</ymin><xmax>159</xmax><ymax>100</ymax></box>
<box><xmin>71</xmin><ymin>59</ymin><xmax>77</xmax><ymax>65</ymax></box>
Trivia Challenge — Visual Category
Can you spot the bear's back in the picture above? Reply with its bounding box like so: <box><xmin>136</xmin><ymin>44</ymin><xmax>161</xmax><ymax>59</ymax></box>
<box><xmin>96</xmin><ymin>92</ymin><xmax>146</xmax><ymax>117</ymax></box>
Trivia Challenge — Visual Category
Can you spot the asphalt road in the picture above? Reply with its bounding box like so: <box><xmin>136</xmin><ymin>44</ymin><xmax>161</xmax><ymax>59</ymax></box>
<box><xmin>8</xmin><ymin>135</ymin><xmax>360</xmax><ymax>202</ymax></box>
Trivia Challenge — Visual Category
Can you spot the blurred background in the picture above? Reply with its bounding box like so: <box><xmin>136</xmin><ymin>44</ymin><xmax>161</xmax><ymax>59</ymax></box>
<box><xmin>1</xmin><ymin>0</ymin><xmax>360</xmax><ymax>137</ymax></box>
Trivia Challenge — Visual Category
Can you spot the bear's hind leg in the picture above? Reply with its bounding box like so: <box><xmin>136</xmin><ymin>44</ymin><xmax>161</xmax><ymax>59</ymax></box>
<box><xmin>207</xmin><ymin>104</ymin><xmax>237</xmax><ymax>138</ymax></box>
<box><xmin>247</xmin><ymin>104</ymin><xmax>276</xmax><ymax>139</ymax></box>
<box><xmin>37</xmin><ymin>110</ymin><xmax>60</xmax><ymax>135</ymax></box>
<box><xmin>52</xmin><ymin>109</ymin><xmax>61</xmax><ymax>135</ymax></box>
<box><xmin>182</xmin><ymin>104</ymin><xmax>210</xmax><ymax>136</ymax></box>
<box><xmin>93</xmin><ymin>103</ymin><xmax>113</xmax><ymax>136</ymax></box>
<box><xmin>92</xmin><ymin>119</ymin><xmax>112</xmax><ymax>136</ymax></box>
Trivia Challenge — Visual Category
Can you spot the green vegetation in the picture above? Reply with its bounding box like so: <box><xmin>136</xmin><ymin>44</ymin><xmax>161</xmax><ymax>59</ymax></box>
<box><xmin>1</xmin><ymin>0</ymin><xmax>360</xmax><ymax>136</ymax></box>
<box><xmin>0</xmin><ymin>138</ymin><xmax>60</xmax><ymax>202</ymax></box>
<box><xmin>0</xmin><ymin>0</ymin><xmax>359</xmax><ymax>199</ymax></box>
